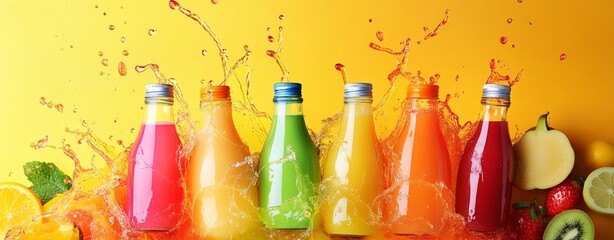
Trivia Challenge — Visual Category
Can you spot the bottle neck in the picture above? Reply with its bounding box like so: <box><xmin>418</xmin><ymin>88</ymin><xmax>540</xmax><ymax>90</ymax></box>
<box><xmin>273</xmin><ymin>101</ymin><xmax>304</xmax><ymax>116</ymax></box>
<box><xmin>478</xmin><ymin>97</ymin><xmax>510</xmax><ymax>122</ymax></box>
<box><xmin>343</xmin><ymin>98</ymin><xmax>374</xmax><ymax>116</ymax></box>
<box><xmin>407</xmin><ymin>97</ymin><xmax>438</xmax><ymax>112</ymax></box>
<box><xmin>143</xmin><ymin>102</ymin><xmax>175</xmax><ymax>124</ymax></box>
<box><xmin>200</xmin><ymin>99</ymin><xmax>236</xmax><ymax>130</ymax></box>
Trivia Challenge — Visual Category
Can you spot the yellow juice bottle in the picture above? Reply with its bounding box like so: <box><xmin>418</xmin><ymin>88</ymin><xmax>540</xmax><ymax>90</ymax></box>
<box><xmin>186</xmin><ymin>86</ymin><xmax>260</xmax><ymax>239</ymax></box>
<box><xmin>322</xmin><ymin>83</ymin><xmax>384</xmax><ymax>237</ymax></box>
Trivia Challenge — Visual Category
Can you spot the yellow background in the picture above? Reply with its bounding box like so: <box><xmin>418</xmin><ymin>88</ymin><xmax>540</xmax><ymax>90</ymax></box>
<box><xmin>0</xmin><ymin>0</ymin><xmax>613</xmax><ymax>237</ymax></box>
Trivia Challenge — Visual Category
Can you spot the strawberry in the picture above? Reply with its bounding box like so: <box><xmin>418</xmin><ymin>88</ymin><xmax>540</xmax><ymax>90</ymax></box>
<box><xmin>545</xmin><ymin>176</ymin><xmax>585</xmax><ymax>217</ymax></box>
<box><xmin>509</xmin><ymin>200</ymin><xmax>546</xmax><ymax>240</ymax></box>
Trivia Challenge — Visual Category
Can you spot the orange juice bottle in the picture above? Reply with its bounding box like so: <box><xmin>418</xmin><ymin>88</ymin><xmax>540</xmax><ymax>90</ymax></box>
<box><xmin>386</xmin><ymin>84</ymin><xmax>451</xmax><ymax>235</ymax></box>
<box><xmin>321</xmin><ymin>83</ymin><xmax>384</xmax><ymax>237</ymax></box>
<box><xmin>186</xmin><ymin>86</ymin><xmax>259</xmax><ymax>239</ymax></box>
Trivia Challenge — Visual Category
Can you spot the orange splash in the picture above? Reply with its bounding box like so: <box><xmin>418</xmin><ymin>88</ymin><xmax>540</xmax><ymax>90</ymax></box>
<box><xmin>334</xmin><ymin>63</ymin><xmax>349</xmax><ymax>84</ymax></box>
<box><xmin>486</xmin><ymin>59</ymin><xmax>522</xmax><ymax>86</ymax></box>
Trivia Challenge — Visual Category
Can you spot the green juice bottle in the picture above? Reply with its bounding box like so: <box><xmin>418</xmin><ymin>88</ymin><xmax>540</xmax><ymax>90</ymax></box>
<box><xmin>259</xmin><ymin>82</ymin><xmax>320</xmax><ymax>229</ymax></box>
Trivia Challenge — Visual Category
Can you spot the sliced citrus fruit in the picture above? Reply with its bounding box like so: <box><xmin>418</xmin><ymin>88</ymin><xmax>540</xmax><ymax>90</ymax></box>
<box><xmin>19</xmin><ymin>220</ymin><xmax>79</xmax><ymax>240</ymax></box>
<box><xmin>0</xmin><ymin>182</ymin><xmax>43</xmax><ymax>238</ymax></box>
<box><xmin>583</xmin><ymin>167</ymin><xmax>614</xmax><ymax>214</ymax></box>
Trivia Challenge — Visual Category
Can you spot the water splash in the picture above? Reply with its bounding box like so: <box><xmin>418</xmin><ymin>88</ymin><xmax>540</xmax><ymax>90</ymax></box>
<box><xmin>39</xmin><ymin>97</ymin><xmax>66</xmax><ymax>113</ymax></box>
<box><xmin>334</xmin><ymin>63</ymin><xmax>349</xmax><ymax>84</ymax></box>
<box><xmin>266</xmin><ymin>25</ymin><xmax>290</xmax><ymax>83</ymax></box>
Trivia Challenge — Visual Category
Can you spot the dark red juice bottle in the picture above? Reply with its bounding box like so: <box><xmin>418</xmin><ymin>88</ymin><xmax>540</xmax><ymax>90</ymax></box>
<box><xmin>455</xmin><ymin>84</ymin><xmax>514</xmax><ymax>232</ymax></box>
<box><xmin>126</xmin><ymin>84</ymin><xmax>184</xmax><ymax>231</ymax></box>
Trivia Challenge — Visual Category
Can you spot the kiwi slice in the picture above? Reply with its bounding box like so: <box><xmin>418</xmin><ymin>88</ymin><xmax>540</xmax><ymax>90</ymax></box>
<box><xmin>543</xmin><ymin>209</ymin><xmax>594</xmax><ymax>240</ymax></box>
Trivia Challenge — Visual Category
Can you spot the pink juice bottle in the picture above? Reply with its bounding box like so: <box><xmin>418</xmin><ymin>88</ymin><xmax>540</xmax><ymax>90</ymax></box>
<box><xmin>126</xmin><ymin>83</ymin><xmax>184</xmax><ymax>231</ymax></box>
<box><xmin>455</xmin><ymin>84</ymin><xmax>514</xmax><ymax>232</ymax></box>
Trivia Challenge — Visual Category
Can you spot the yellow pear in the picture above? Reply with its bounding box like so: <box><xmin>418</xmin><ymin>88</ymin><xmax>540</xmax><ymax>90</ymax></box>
<box><xmin>513</xmin><ymin>113</ymin><xmax>574</xmax><ymax>190</ymax></box>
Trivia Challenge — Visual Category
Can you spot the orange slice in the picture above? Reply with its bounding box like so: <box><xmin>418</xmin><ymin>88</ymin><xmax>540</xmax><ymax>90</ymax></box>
<box><xmin>0</xmin><ymin>182</ymin><xmax>43</xmax><ymax>238</ymax></box>
<box><xmin>19</xmin><ymin>220</ymin><xmax>79</xmax><ymax>240</ymax></box>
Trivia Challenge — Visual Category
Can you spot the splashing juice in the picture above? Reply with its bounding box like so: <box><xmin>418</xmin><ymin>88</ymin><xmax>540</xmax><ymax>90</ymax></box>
<box><xmin>259</xmin><ymin>82</ymin><xmax>319</xmax><ymax>229</ymax></box>
<box><xmin>321</xmin><ymin>83</ymin><xmax>384</xmax><ymax>236</ymax></box>
<box><xmin>126</xmin><ymin>84</ymin><xmax>184</xmax><ymax>231</ymax></box>
<box><xmin>455</xmin><ymin>84</ymin><xmax>514</xmax><ymax>232</ymax></box>
<box><xmin>186</xmin><ymin>85</ymin><xmax>260</xmax><ymax>238</ymax></box>
<box><xmin>385</xmin><ymin>84</ymin><xmax>452</xmax><ymax>236</ymax></box>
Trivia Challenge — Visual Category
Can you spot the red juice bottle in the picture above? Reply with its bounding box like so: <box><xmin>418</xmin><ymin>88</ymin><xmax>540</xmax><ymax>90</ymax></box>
<box><xmin>455</xmin><ymin>84</ymin><xmax>514</xmax><ymax>232</ymax></box>
<box><xmin>126</xmin><ymin>83</ymin><xmax>184</xmax><ymax>231</ymax></box>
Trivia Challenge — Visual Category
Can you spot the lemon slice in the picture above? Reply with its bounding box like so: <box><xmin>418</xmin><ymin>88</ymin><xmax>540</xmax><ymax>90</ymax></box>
<box><xmin>0</xmin><ymin>182</ymin><xmax>43</xmax><ymax>238</ymax></box>
<box><xmin>583</xmin><ymin>167</ymin><xmax>614</xmax><ymax>215</ymax></box>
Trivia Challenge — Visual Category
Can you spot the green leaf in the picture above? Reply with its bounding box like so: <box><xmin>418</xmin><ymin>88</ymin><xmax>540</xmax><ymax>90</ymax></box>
<box><xmin>529</xmin><ymin>207</ymin><xmax>537</xmax><ymax>221</ymax></box>
<box><xmin>23</xmin><ymin>161</ymin><xmax>72</xmax><ymax>204</ymax></box>
<box><xmin>513</xmin><ymin>201</ymin><xmax>530</xmax><ymax>209</ymax></box>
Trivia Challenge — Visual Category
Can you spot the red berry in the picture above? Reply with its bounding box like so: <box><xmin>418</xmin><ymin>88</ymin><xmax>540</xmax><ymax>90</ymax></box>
<box><xmin>545</xmin><ymin>177</ymin><xmax>584</xmax><ymax>217</ymax></box>
<box><xmin>509</xmin><ymin>200</ymin><xmax>546</xmax><ymax>240</ymax></box>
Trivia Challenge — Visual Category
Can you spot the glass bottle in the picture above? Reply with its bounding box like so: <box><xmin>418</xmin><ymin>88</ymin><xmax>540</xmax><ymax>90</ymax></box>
<box><xmin>455</xmin><ymin>84</ymin><xmax>514</xmax><ymax>231</ymax></box>
<box><xmin>259</xmin><ymin>82</ymin><xmax>320</xmax><ymax>229</ymax></box>
<box><xmin>126</xmin><ymin>83</ymin><xmax>184</xmax><ymax>230</ymax></box>
<box><xmin>321</xmin><ymin>83</ymin><xmax>384</xmax><ymax>236</ymax></box>
<box><xmin>186</xmin><ymin>85</ymin><xmax>259</xmax><ymax>238</ymax></box>
<box><xmin>386</xmin><ymin>84</ymin><xmax>452</xmax><ymax>235</ymax></box>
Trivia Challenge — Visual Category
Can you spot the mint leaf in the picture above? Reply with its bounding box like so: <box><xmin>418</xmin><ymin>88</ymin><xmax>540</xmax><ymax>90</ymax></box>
<box><xmin>23</xmin><ymin>161</ymin><xmax>72</xmax><ymax>204</ymax></box>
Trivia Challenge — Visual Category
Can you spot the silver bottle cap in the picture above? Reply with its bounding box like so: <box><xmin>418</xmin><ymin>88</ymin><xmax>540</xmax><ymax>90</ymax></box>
<box><xmin>344</xmin><ymin>83</ymin><xmax>373</xmax><ymax>98</ymax></box>
<box><xmin>145</xmin><ymin>84</ymin><xmax>174</xmax><ymax>103</ymax></box>
<box><xmin>482</xmin><ymin>84</ymin><xmax>511</xmax><ymax>100</ymax></box>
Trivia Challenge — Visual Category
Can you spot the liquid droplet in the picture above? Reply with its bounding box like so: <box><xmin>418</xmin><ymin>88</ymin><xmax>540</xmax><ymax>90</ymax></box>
<box><xmin>109</xmin><ymin>25</ymin><xmax>115</xmax><ymax>30</ymax></box>
<box><xmin>507</xmin><ymin>18</ymin><xmax>513</xmax><ymax>24</ymax></box>
<box><xmin>376</xmin><ymin>31</ymin><xmax>384</xmax><ymax>41</ymax></box>
<box><xmin>368</xmin><ymin>18</ymin><xmax>373</xmax><ymax>23</ymax></box>
<box><xmin>120</xmin><ymin>37</ymin><xmax>126</xmax><ymax>43</ymax></box>
<box><xmin>122</xmin><ymin>50</ymin><xmax>129</xmax><ymax>56</ymax></box>
<box><xmin>499</xmin><ymin>36</ymin><xmax>508</xmax><ymax>44</ymax></box>
<box><xmin>101</xmin><ymin>59</ymin><xmax>109</xmax><ymax>66</ymax></box>
<box><xmin>39</xmin><ymin>97</ymin><xmax>46</xmax><ymax>105</ymax></box>
<box><xmin>8</xmin><ymin>172</ymin><xmax>13</xmax><ymax>177</ymax></box>
<box><xmin>98</xmin><ymin>51</ymin><xmax>103</xmax><ymax>57</ymax></box>
<box><xmin>81</xmin><ymin>120</ymin><xmax>89</xmax><ymax>127</ymax></box>
<box><xmin>200</xmin><ymin>79</ymin><xmax>206</xmax><ymax>84</ymax></box>
<box><xmin>99</xmin><ymin>71</ymin><xmax>104</xmax><ymax>76</ymax></box>
<box><xmin>278</xmin><ymin>14</ymin><xmax>285</xmax><ymax>20</ymax></box>
<box><xmin>201</xmin><ymin>49</ymin><xmax>208</xmax><ymax>56</ymax></box>
<box><xmin>211</xmin><ymin>0</ymin><xmax>219</xmax><ymax>4</ymax></box>
<box><xmin>266</xmin><ymin>27</ymin><xmax>271</xmax><ymax>31</ymax></box>
<box><xmin>266</xmin><ymin>50</ymin><xmax>276</xmax><ymax>57</ymax></box>
<box><xmin>118</xmin><ymin>61</ymin><xmax>127</xmax><ymax>76</ymax></box>
<box><xmin>73</xmin><ymin>107</ymin><xmax>78</xmax><ymax>113</ymax></box>
<box><xmin>130</xmin><ymin>128</ymin><xmax>136</xmax><ymax>133</ymax></box>
<box><xmin>334</xmin><ymin>63</ymin><xmax>345</xmax><ymax>71</ymax></box>
<box><xmin>169</xmin><ymin>0</ymin><xmax>180</xmax><ymax>10</ymax></box>
<box><xmin>529</xmin><ymin>21</ymin><xmax>533</xmax><ymax>25</ymax></box>
<box><xmin>56</xmin><ymin>104</ymin><xmax>64</xmax><ymax>113</ymax></box>
<box><xmin>267</xmin><ymin>35</ymin><xmax>274</xmax><ymax>42</ymax></box>
<box><xmin>517</xmin><ymin>0</ymin><xmax>523</xmax><ymax>2</ymax></box>
<box><xmin>423</xmin><ymin>27</ymin><xmax>430</xmax><ymax>32</ymax></box>
<box><xmin>512</xmin><ymin>44</ymin><xmax>516</xmax><ymax>48</ymax></box>
<box><xmin>559</xmin><ymin>53</ymin><xmax>567</xmax><ymax>61</ymax></box>
<box><xmin>148</xmin><ymin>29</ymin><xmax>156</xmax><ymax>36</ymax></box>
